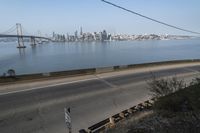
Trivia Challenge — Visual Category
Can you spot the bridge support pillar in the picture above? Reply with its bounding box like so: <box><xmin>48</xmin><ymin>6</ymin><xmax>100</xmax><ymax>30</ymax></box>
<box><xmin>30</xmin><ymin>37</ymin><xmax>36</xmax><ymax>46</ymax></box>
<box><xmin>16</xmin><ymin>23</ymin><xmax>26</xmax><ymax>48</ymax></box>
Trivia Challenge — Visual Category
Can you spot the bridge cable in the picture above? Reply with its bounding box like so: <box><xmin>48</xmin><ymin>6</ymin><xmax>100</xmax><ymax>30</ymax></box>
<box><xmin>101</xmin><ymin>0</ymin><xmax>200</xmax><ymax>35</ymax></box>
<box><xmin>21</xmin><ymin>26</ymin><xmax>32</xmax><ymax>36</ymax></box>
<box><xmin>1</xmin><ymin>29</ymin><xmax>16</xmax><ymax>34</ymax></box>
<box><xmin>0</xmin><ymin>25</ymin><xmax>16</xmax><ymax>35</ymax></box>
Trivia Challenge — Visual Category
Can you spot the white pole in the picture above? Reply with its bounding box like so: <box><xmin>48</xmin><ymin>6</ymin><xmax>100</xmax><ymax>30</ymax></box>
<box><xmin>64</xmin><ymin>107</ymin><xmax>72</xmax><ymax>133</ymax></box>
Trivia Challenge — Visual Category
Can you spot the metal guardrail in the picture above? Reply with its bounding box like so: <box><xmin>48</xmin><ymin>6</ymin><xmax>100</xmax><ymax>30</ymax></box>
<box><xmin>79</xmin><ymin>98</ymin><xmax>156</xmax><ymax>133</ymax></box>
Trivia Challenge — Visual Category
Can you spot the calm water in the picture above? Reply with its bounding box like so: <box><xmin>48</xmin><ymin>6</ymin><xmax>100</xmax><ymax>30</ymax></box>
<box><xmin>0</xmin><ymin>39</ymin><xmax>200</xmax><ymax>75</ymax></box>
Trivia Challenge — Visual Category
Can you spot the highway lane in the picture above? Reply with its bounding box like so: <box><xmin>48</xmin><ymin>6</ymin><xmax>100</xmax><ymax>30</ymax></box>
<box><xmin>0</xmin><ymin>65</ymin><xmax>200</xmax><ymax>133</ymax></box>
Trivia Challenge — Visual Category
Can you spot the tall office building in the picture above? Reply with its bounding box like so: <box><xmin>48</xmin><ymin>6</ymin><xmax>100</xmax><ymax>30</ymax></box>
<box><xmin>80</xmin><ymin>27</ymin><xmax>83</xmax><ymax>36</ymax></box>
<box><xmin>102</xmin><ymin>30</ymin><xmax>108</xmax><ymax>41</ymax></box>
<box><xmin>75</xmin><ymin>30</ymin><xmax>78</xmax><ymax>41</ymax></box>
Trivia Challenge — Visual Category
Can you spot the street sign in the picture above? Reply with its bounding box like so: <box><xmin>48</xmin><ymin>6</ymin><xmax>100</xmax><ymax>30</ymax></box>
<box><xmin>64</xmin><ymin>107</ymin><xmax>72</xmax><ymax>133</ymax></box>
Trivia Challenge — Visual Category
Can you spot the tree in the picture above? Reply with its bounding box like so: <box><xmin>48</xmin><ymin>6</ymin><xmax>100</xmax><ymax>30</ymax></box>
<box><xmin>7</xmin><ymin>69</ymin><xmax>16</xmax><ymax>78</ymax></box>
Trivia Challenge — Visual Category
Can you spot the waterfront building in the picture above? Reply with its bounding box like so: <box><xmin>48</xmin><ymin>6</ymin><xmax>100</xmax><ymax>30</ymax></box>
<box><xmin>75</xmin><ymin>30</ymin><xmax>78</xmax><ymax>41</ymax></box>
<box><xmin>102</xmin><ymin>30</ymin><xmax>108</xmax><ymax>41</ymax></box>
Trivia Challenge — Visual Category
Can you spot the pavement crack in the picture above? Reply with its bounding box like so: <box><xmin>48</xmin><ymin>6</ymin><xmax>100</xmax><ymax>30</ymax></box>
<box><xmin>34</xmin><ymin>95</ymin><xmax>47</xmax><ymax>133</ymax></box>
<box><xmin>112</xmin><ymin>99</ymin><xmax>118</xmax><ymax>108</ymax></box>
<box><xmin>94</xmin><ymin>74</ymin><xmax>127</xmax><ymax>109</ymax></box>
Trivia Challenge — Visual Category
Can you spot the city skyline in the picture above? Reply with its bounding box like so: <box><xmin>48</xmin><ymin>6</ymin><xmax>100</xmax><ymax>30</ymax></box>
<box><xmin>0</xmin><ymin>0</ymin><xmax>200</xmax><ymax>35</ymax></box>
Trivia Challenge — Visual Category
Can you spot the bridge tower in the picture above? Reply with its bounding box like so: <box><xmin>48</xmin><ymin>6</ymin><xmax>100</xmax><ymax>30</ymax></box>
<box><xmin>30</xmin><ymin>37</ymin><xmax>36</xmax><ymax>46</ymax></box>
<box><xmin>16</xmin><ymin>23</ymin><xmax>26</xmax><ymax>48</ymax></box>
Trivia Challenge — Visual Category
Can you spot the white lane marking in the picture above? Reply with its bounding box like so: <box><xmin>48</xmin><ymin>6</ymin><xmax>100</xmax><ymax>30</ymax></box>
<box><xmin>0</xmin><ymin>81</ymin><xmax>146</xmax><ymax>118</ymax></box>
<box><xmin>95</xmin><ymin>75</ymin><xmax>118</xmax><ymax>88</ymax></box>
<box><xmin>0</xmin><ymin>70</ymin><xmax>146</xmax><ymax>96</ymax></box>
<box><xmin>0</xmin><ymin>77</ymin><xmax>98</xmax><ymax>96</ymax></box>
<box><xmin>183</xmin><ymin>67</ymin><xmax>200</xmax><ymax>74</ymax></box>
<box><xmin>1</xmin><ymin>65</ymin><xmax>200</xmax><ymax>96</ymax></box>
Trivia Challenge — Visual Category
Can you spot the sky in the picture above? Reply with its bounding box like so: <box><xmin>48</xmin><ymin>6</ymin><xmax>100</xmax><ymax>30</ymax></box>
<box><xmin>0</xmin><ymin>0</ymin><xmax>200</xmax><ymax>36</ymax></box>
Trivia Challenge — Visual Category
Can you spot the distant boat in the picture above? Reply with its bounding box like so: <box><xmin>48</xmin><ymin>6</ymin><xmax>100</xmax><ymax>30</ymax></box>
<box><xmin>38</xmin><ymin>40</ymin><xmax>42</xmax><ymax>44</ymax></box>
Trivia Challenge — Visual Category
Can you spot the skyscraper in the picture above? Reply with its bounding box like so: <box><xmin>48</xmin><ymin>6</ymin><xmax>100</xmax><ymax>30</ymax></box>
<box><xmin>80</xmin><ymin>27</ymin><xmax>83</xmax><ymax>36</ymax></box>
<box><xmin>102</xmin><ymin>30</ymin><xmax>108</xmax><ymax>41</ymax></box>
<box><xmin>75</xmin><ymin>30</ymin><xmax>78</xmax><ymax>41</ymax></box>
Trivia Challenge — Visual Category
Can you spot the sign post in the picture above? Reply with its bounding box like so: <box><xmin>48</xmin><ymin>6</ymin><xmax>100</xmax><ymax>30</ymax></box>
<box><xmin>64</xmin><ymin>107</ymin><xmax>72</xmax><ymax>133</ymax></box>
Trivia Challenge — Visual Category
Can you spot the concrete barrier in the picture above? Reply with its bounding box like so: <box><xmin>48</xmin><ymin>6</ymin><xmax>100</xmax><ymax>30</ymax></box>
<box><xmin>113</xmin><ymin>65</ymin><xmax>128</xmax><ymax>70</ymax></box>
<box><xmin>50</xmin><ymin>68</ymin><xmax>96</xmax><ymax>77</ymax></box>
<box><xmin>127</xmin><ymin>59</ymin><xmax>200</xmax><ymax>69</ymax></box>
<box><xmin>87</xmin><ymin>118</ymin><xmax>110</xmax><ymax>133</ymax></box>
<box><xmin>95</xmin><ymin>67</ymin><xmax>114</xmax><ymax>74</ymax></box>
<box><xmin>0</xmin><ymin>68</ymin><xmax>96</xmax><ymax>84</ymax></box>
<box><xmin>79</xmin><ymin>98</ymin><xmax>156</xmax><ymax>133</ymax></box>
<box><xmin>1</xmin><ymin>59</ymin><xmax>200</xmax><ymax>84</ymax></box>
<box><xmin>42</xmin><ymin>73</ymin><xmax>50</xmax><ymax>77</ymax></box>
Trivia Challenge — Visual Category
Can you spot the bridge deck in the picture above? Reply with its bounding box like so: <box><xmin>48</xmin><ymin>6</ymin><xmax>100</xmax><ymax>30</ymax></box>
<box><xmin>0</xmin><ymin>34</ymin><xmax>51</xmax><ymax>40</ymax></box>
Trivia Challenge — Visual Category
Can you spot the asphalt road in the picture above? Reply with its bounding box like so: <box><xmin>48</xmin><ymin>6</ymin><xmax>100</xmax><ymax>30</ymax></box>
<box><xmin>0</xmin><ymin>65</ymin><xmax>200</xmax><ymax>133</ymax></box>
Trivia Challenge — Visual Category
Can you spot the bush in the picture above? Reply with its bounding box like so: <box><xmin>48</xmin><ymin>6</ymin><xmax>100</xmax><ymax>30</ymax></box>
<box><xmin>153</xmin><ymin>83</ymin><xmax>200</xmax><ymax>113</ymax></box>
<box><xmin>190</xmin><ymin>77</ymin><xmax>200</xmax><ymax>86</ymax></box>
<box><xmin>147</xmin><ymin>74</ymin><xmax>186</xmax><ymax>98</ymax></box>
<box><xmin>154</xmin><ymin>94</ymin><xmax>193</xmax><ymax>113</ymax></box>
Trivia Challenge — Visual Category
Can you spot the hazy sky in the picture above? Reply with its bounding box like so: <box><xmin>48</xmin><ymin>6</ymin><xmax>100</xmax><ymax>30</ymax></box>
<box><xmin>0</xmin><ymin>0</ymin><xmax>200</xmax><ymax>35</ymax></box>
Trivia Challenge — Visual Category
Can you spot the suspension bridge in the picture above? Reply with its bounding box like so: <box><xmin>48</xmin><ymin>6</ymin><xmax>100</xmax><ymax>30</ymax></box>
<box><xmin>0</xmin><ymin>23</ymin><xmax>52</xmax><ymax>48</ymax></box>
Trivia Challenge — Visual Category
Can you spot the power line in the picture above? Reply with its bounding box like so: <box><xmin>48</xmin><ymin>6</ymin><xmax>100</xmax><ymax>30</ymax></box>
<box><xmin>101</xmin><ymin>0</ymin><xmax>200</xmax><ymax>35</ymax></box>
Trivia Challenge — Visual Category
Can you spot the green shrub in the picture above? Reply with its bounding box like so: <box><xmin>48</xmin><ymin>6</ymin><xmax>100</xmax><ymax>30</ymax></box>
<box><xmin>153</xmin><ymin>83</ymin><xmax>200</xmax><ymax>113</ymax></box>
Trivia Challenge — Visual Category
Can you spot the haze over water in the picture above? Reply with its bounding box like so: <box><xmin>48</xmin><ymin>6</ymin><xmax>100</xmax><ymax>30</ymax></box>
<box><xmin>0</xmin><ymin>39</ymin><xmax>200</xmax><ymax>75</ymax></box>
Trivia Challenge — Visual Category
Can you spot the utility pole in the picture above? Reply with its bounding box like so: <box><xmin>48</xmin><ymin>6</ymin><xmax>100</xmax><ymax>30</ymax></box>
<box><xmin>16</xmin><ymin>23</ymin><xmax>26</xmax><ymax>48</ymax></box>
